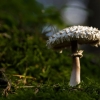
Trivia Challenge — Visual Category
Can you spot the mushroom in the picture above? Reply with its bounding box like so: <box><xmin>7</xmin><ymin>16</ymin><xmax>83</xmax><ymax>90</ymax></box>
<box><xmin>46</xmin><ymin>25</ymin><xmax>100</xmax><ymax>86</ymax></box>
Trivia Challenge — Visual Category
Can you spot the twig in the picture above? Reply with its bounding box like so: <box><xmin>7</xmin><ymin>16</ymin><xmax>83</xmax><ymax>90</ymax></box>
<box><xmin>16</xmin><ymin>86</ymin><xmax>35</xmax><ymax>88</ymax></box>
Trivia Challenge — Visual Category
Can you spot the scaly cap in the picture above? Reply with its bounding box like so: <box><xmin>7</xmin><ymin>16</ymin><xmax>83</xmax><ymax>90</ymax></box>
<box><xmin>46</xmin><ymin>26</ymin><xmax>100</xmax><ymax>49</ymax></box>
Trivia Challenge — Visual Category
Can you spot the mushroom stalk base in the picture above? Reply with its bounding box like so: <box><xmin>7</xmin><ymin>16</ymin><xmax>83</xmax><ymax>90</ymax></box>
<box><xmin>69</xmin><ymin>41</ymin><xmax>81</xmax><ymax>87</ymax></box>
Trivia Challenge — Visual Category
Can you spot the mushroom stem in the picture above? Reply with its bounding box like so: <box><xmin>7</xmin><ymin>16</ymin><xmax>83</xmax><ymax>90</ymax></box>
<box><xmin>69</xmin><ymin>40</ymin><xmax>80</xmax><ymax>86</ymax></box>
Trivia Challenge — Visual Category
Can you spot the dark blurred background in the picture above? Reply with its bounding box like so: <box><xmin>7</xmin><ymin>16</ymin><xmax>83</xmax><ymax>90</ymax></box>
<box><xmin>37</xmin><ymin>0</ymin><xmax>100</xmax><ymax>27</ymax></box>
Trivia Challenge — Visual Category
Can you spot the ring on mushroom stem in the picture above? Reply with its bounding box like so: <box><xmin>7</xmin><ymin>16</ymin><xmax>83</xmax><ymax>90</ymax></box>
<box><xmin>70</xmin><ymin>40</ymin><xmax>83</xmax><ymax>86</ymax></box>
<box><xmin>46</xmin><ymin>25</ymin><xmax>100</xmax><ymax>87</ymax></box>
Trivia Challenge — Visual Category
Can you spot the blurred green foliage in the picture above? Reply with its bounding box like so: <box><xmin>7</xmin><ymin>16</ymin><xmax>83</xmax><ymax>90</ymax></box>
<box><xmin>1</xmin><ymin>83</ymin><xmax>100</xmax><ymax>100</ymax></box>
<box><xmin>0</xmin><ymin>0</ymin><xmax>100</xmax><ymax>99</ymax></box>
<box><xmin>0</xmin><ymin>0</ymin><xmax>66</xmax><ymax>84</ymax></box>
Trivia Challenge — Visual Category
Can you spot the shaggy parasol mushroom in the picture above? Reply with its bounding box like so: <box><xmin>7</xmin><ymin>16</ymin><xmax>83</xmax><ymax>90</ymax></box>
<box><xmin>46</xmin><ymin>25</ymin><xmax>100</xmax><ymax>86</ymax></box>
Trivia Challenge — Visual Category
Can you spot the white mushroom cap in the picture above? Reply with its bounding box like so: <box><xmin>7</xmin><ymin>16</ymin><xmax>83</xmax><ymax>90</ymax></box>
<box><xmin>46</xmin><ymin>26</ymin><xmax>100</xmax><ymax>49</ymax></box>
